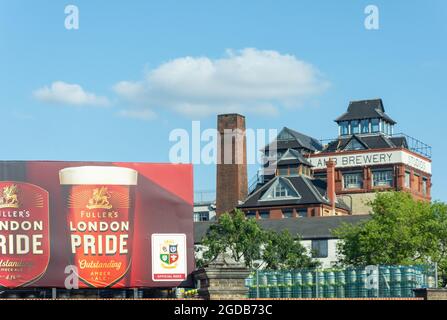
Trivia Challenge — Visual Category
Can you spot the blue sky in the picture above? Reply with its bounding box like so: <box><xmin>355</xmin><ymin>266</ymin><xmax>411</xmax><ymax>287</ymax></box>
<box><xmin>0</xmin><ymin>0</ymin><xmax>446</xmax><ymax>201</ymax></box>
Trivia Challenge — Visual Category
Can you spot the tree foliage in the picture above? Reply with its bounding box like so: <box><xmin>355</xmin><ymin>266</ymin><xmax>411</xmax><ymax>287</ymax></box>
<box><xmin>334</xmin><ymin>192</ymin><xmax>447</xmax><ymax>285</ymax></box>
<box><xmin>197</xmin><ymin>209</ymin><xmax>317</xmax><ymax>270</ymax></box>
<box><xmin>262</xmin><ymin>230</ymin><xmax>319</xmax><ymax>270</ymax></box>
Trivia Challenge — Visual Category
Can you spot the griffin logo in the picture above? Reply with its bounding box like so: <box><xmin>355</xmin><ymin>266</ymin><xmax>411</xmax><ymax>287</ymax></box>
<box><xmin>86</xmin><ymin>187</ymin><xmax>112</xmax><ymax>210</ymax></box>
<box><xmin>0</xmin><ymin>184</ymin><xmax>19</xmax><ymax>209</ymax></box>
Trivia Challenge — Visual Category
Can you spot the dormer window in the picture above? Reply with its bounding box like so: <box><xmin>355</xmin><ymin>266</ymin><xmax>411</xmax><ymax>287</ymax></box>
<box><xmin>260</xmin><ymin>178</ymin><xmax>301</xmax><ymax>201</ymax></box>
<box><xmin>344</xmin><ymin>139</ymin><xmax>365</xmax><ymax>151</ymax></box>
<box><xmin>274</xmin><ymin>183</ymin><xmax>289</xmax><ymax>197</ymax></box>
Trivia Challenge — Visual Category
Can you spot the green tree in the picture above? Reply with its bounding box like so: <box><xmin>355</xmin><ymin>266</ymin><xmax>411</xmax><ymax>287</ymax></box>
<box><xmin>198</xmin><ymin>210</ymin><xmax>266</xmax><ymax>269</ymax></box>
<box><xmin>262</xmin><ymin>230</ymin><xmax>319</xmax><ymax>270</ymax></box>
<box><xmin>197</xmin><ymin>209</ymin><xmax>318</xmax><ymax>270</ymax></box>
<box><xmin>334</xmin><ymin>192</ymin><xmax>447</xmax><ymax>285</ymax></box>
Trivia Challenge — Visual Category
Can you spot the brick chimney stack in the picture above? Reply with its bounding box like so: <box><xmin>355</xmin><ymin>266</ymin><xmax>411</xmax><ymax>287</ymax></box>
<box><xmin>216</xmin><ymin>114</ymin><xmax>248</xmax><ymax>216</ymax></box>
<box><xmin>326</xmin><ymin>158</ymin><xmax>336</xmax><ymax>211</ymax></box>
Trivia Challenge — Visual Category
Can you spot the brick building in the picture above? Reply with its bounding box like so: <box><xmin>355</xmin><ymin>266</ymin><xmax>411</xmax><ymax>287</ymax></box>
<box><xmin>309</xmin><ymin>99</ymin><xmax>432</xmax><ymax>214</ymax></box>
<box><xmin>224</xmin><ymin>98</ymin><xmax>432</xmax><ymax>218</ymax></box>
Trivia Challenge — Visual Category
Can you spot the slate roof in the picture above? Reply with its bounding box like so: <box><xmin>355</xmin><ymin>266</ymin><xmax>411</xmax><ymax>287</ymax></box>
<box><xmin>323</xmin><ymin>134</ymin><xmax>408</xmax><ymax>152</ymax></box>
<box><xmin>194</xmin><ymin>215</ymin><xmax>371</xmax><ymax>243</ymax></box>
<box><xmin>263</xmin><ymin>127</ymin><xmax>322</xmax><ymax>153</ymax></box>
<box><xmin>238</xmin><ymin>175</ymin><xmax>350</xmax><ymax>211</ymax></box>
<box><xmin>335</xmin><ymin>99</ymin><xmax>396</xmax><ymax>124</ymax></box>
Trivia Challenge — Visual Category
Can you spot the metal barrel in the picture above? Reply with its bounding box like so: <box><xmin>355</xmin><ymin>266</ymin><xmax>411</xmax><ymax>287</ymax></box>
<box><xmin>284</xmin><ymin>272</ymin><xmax>293</xmax><ymax>286</ymax></box>
<box><xmin>259</xmin><ymin>273</ymin><xmax>268</xmax><ymax>286</ymax></box>
<box><xmin>259</xmin><ymin>286</ymin><xmax>270</xmax><ymax>298</ymax></box>
<box><xmin>302</xmin><ymin>286</ymin><xmax>313</xmax><ymax>298</ymax></box>
<box><xmin>269</xmin><ymin>286</ymin><xmax>280</xmax><ymax>298</ymax></box>
<box><xmin>357</xmin><ymin>269</ymin><xmax>367</xmax><ymax>298</ymax></box>
<box><xmin>267</xmin><ymin>272</ymin><xmax>277</xmax><ymax>286</ymax></box>
<box><xmin>379</xmin><ymin>286</ymin><xmax>391</xmax><ymax>298</ymax></box>
<box><xmin>293</xmin><ymin>271</ymin><xmax>302</xmax><ymax>286</ymax></box>
<box><xmin>379</xmin><ymin>266</ymin><xmax>391</xmax><ymax>284</ymax></box>
<box><xmin>248</xmin><ymin>287</ymin><xmax>257</xmax><ymax>298</ymax></box>
<box><xmin>317</xmin><ymin>271</ymin><xmax>326</xmax><ymax>286</ymax></box>
<box><xmin>303</xmin><ymin>271</ymin><xmax>313</xmax><ymax>286</ymax></box>
<box><xmin>401</xmin><ymin>283</ymin><xmax>414</xmax><ymax>297</ymax></box>
<box><xmin>345</xmin><ymin>269</ymin><xmax>357</xmax><ymax>284</ymax></box>
<box><xmin>391</xmin><ymin>283</ymin><xmax>402</xmax><ymax>298</ymax></box>
<box><xmin>336</xmin><ymin>270</ymin><xmax>346</xmax><ymax>286</ymax></box>
<box><xmin>292</xmin><ymin>285</ymin><xmax>302</xmax><ymax>298</ymax></box>
<box><xmin>324</xmin><ymin>285</ymin><xmax>335</xmax><ymax>298</ymax></box>
<box><xmin>276</xmin><ymin>271</ymin><xmax>285</xmax><ymax>285</ymax></box>
<box><xmin>282</xmin><ymin>286</ymin><xmax>292</xmax><ymax>298</ymax></box>
<box><xmin>325</xmin><ymin>271</ymin><xmax>336</xmax><ymax>286</ymax></box>
<box><xmin>391</xmin><ymin>266</ymin><xmax>402</xmax><ymax>283</ymax></box>
<box><xmin>401</xmin><ymin>266</ymin><xmax>414</xmax><ymax>283</ymax></box>
<box><xmin>336</xmin><ymin>285</ymin><xmax>345</xmax><ymax>298</ymax></box>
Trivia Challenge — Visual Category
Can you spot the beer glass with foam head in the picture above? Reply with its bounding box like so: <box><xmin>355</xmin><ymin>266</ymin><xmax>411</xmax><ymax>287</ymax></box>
<box><xmin>59</xmin><ymin>166</ymin><xmax>138</xmax><ymax>288</ymax></box>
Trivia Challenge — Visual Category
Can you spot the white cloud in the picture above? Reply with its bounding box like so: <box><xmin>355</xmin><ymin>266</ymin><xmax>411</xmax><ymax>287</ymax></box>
<box><xmin>114</xmin><ymin>48</ymin><xmax>330</xmax><ymax>118</ymax></box>
<box><xmin>33</xmin><ymin>81</ymin><xmax>110</xmax><ymax>107</ymax></box>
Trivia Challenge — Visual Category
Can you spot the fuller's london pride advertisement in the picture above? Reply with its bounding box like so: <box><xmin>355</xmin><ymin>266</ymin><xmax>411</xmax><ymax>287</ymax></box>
<box><xmin>0</xmin><ymin>161</ymin><xmax>194</xmax><ymax>289</ymax></box>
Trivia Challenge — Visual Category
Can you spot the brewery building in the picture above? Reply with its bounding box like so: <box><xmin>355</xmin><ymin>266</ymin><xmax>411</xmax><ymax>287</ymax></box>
<box><xmin>213</xmin><ymin>99</ymin><xmax>432</xmax><ymax>219</ymax></box>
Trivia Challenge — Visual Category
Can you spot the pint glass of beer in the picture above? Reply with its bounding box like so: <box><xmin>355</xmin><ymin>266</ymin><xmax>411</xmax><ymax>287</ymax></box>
<box><xmin>59</xmin><ymin>166</ymin><xmax>138</xmax><ymax>288</ymax></box>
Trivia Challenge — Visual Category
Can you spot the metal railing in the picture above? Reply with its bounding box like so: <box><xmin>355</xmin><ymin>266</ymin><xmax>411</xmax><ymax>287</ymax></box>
<box><xmin>248</xmin><ymin>172</ymin><xmax>263</xmax><ymax>194</ymax></box>
<box><xmin>194</xmin><ymin>190</ymin><xmax>216</xmax><ymax>205</ymax></box>
<box><xmin>318</xmin><ymin>133</ymin><xmax>432</xmax><ymax>159</ymax></box>
<box><xmin>393</xmin><ymin>132</ymin><xmax>432</xmax><ymax>159</ymax></box>
<box><xmin>246</xmin><ymin>265</ymin><xmax>437</xmax><ymax>299</ymax></box>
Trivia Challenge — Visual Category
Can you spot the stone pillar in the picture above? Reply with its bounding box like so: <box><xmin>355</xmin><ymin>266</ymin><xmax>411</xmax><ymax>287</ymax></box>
<box><xmin>193</xmin><ymin>255</ymin><xmax>250</xmax><ymax>300</ymax></box>
<box><xmin>414</xmin><ymin>288</ymin><xmax>447</xmax><ymax>300</ymax></box>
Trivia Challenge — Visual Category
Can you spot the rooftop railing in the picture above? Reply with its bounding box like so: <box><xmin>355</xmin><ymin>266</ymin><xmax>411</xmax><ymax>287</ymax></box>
<box><xmin>394</xmin><ymin>132</ymin><xmax>432</xmax><ymax>159</ymax></box>
<box><xmin>194</xmin><ymin>190</ymin><xmax>216</xmax><ymax>205</ymax></box>
<box><xmin>318</xmin><ymin>132</ymin><xmax>432</xmax><ymax>159</ymax></box>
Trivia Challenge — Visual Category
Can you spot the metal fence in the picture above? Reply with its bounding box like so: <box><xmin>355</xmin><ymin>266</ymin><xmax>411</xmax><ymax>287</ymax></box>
<box><xmin>246</xmin><ymin>265</ymin><xmax>437</xmax><ymax>299</ymax></box>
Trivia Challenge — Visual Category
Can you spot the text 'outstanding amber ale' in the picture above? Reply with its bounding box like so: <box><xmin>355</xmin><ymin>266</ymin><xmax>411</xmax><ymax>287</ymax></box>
<box><xmin>59</xmin><ymin>166</ymin><xmax>138</xmax><ymax>288</ymax></box>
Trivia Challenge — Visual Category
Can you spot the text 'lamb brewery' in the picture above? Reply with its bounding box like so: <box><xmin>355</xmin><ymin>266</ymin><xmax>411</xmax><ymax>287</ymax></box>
<box><xmin>311</xmin><ymin>152</ymin><xmax>394</xmax><ymax>168</ymax></box>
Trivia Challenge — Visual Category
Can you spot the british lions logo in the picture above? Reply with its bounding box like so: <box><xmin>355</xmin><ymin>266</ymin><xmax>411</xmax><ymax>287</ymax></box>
<box><xmin>159</xmin><ymin>240</ymin><xmax>179</xmax><ymax>269</ymax></box>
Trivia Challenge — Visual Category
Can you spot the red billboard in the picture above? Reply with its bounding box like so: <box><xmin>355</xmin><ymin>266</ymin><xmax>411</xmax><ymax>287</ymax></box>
<box><xmin>0</xmin><ymin>161</ymin><xmax>194</xmax><ymax>289</ymax></box>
